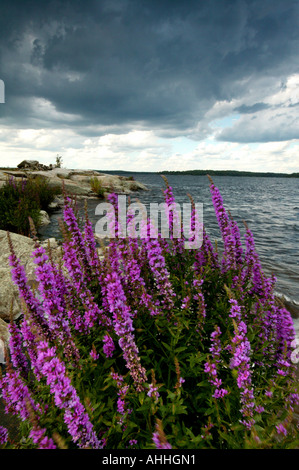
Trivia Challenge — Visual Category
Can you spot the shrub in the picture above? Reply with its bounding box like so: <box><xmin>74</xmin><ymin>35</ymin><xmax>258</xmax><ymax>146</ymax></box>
<box><xmin>90</xmin><ymin>176</ymin><xmax>105</xmax><ymax>198</ymax></box>
<box><xmin>0</xmin><ymin>177</ymin><xmax>298</xmax><ymax>449</ymax></box>
<box><xmin>55</xmin><ymin>155</ymin><xmax>63</xmax><ymax>168</ymax></box>
<box><xmin>0</xmin><ymin>176</ymin><xmax>60</xmax><ymax>235</ymax></box>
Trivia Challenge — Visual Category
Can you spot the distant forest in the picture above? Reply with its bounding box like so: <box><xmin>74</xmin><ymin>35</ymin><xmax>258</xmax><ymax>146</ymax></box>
<box><xmin>158</xmin><ymin>169</ymin><xmax>299</xmax><ymax>178</ymax></box>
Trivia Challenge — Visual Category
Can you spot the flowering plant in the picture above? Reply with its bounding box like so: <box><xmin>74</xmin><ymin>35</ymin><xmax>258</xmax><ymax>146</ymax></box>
<box><xmin>0</xmin><ymin>175</ymin><xmax>60</xmax><ymax>235</ymax></box>
<box><xmin>0</xmin><ymin>177</ymin><xmax>298</xmax><ymax>449</ymax></box>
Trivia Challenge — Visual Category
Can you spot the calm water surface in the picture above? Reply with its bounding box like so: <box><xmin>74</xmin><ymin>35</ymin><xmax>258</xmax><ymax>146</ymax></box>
<box><xmin>40</xmin><ymin>172</ymin><xmax>299</xmax><ymax>324</ymax></box>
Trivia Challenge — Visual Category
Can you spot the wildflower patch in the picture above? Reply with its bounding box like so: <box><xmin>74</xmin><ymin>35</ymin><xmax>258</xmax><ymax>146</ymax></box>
<box><xmin>0</xmin><ymin>177</ymin><xmax>298</xmax><ymax>449</ymax></box>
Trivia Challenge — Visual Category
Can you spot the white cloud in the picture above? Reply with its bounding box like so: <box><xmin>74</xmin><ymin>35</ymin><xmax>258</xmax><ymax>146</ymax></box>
<box><xmin>216</xmin><ymin>74</ymin><xmax>299</xmax><ymax>143</ymax></box>
<box><xmin>1</xmin><ymin>74</ymin><xmax>298</xmax><ymax>173</ymax></box>
<box><xmin>0</xmin><ymin>124</ymin><xmax>298</xmax><ymax>173</ymax></box>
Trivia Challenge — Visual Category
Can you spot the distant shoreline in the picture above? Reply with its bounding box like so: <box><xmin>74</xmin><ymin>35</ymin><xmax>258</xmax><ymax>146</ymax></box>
<box><xmin>1</xmin><ymin>167</ymin><xmax>298</xmax><ymax>178</ymax></box>
<box><xmin>157</xmin><ymin>169</ymin><xmax>299</xmax><ymax>178</ymax></box>
<box><xmin>96</xmin><ymin>169</ymin><xmax>299</xmax><ymax>178</ymax></box>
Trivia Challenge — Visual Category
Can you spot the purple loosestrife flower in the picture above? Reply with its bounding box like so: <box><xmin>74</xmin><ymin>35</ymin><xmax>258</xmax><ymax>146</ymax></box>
<box><xmin>0</xmin><ymin>427</ymin><xmax>8</xmax><ymax>445</ymax></box>
<box><xmin>36</xmin><ymin>341</ymin><xmax>102</xmax><ymax>449</ymax></box>
<box><xmin>147</xmin><ymin>383</ymin><xmax>160</xmax><ymax>400</ymax></box>
<box><xmin>8</xmin><ymin>175</ymin><xmax>17</xmax><ymax>189</ymax></box>
<box><xmin>90</xmin><ymin>345</ymin><xmax>100</xmax><ymax>361</ymax></box>
<box><xmin>204</xmin><ymin>326</ymin><xmax>228</xmax><ymax>400</ymax></box>
<box><xmin>20</xmin><ymin>316</ymin><xmax>43</xmax><ymax>380</ymax></box>
<box><xmin>8</xmin><ymin>322</ymin><xmax>29</xmax><ymax>378</ymax></box>
<box><xmin>209</xmin><ymin>179</ymin><xmax>230</xmax><ymax>235</ymax></box>
<box><xmin>0</xmin><ymin>368</ymin><xmax>41</xmax><ymax>421</ymax></box>
<box><xmin>194</xmin><ymin>228</ymin><xmax>219</xmax><ymax>272</ymax></box>
<box><xmin>29</xmin><ymin>427</ymin><xmax>56</xmax><ymax>449</ymax></box>
<box><xmin>152</xmin><ymin>419</ymin><xmax>172</xmax><ymax>449</ymax></box>
<box><xmin>152</xmin><ymin>432</ymin><xmax>172</xmax><ymax>449</ymax></box>
<box><xmin>103</xmin><ymin>334</ymin><xmax>115</xmax><ymax>358</ymax></box>
<box><xmin>62</xmin><ymin>236</ymin><xmax>111</xmax><ymax>331</ymax></box>
<box><xmin>143</xmin><ymin>236</ymin><xmax>175</xmax><ymax>312</ymax></box>
<box><xmin>111</xmin><ymin>238</ymin><xmax>160</xmax><ymax>317</ymax></box>
<box><xmin>229</xmin><ymin>299</ymin><xmax>255</xmax><ymax>430</ymax></box>
<box><xmin>32</xmin><ymin>244</ymin><xmax>80</xmax><ymax>363</ymax></box>
<box><xmin>7</xmin><ymin>233</ymin><xmax>50</xmax><ymax>340</ymax></box>
<box><xmin>276</xmin><ymin>424</ymin><xmax>288</xmax><ymax>437</ymax></box>
<box><xmin>193</xmin><ymin>279</ymin><xmax>206</xmax><ymax>331</ymax></box>
<box><xmin>187</xmin><ymin>193</ymin><xmax>203</xmax><ymax>250</ymax></box>
<box><xmin>62</xmin><ymin>201</ymin><xmax>111</xmax><ymax>329</ymax></box>
<box><xmin>83</xmin><ymin>210</ymin><xmax>102</xmax><ymax>275</ymax></box>
<box><xmin>111</xmin><ymin>372</ymin><xmax>132</xmax><ymax>424</ymax></box>
<box><xmin>275</xmin><ymin>307</ymin><xmax>296</xmax><ymax>363</ymax></box>
<box><xmin>105</xmin><ymin>271</ymin><xmax>147</xmax><ymax>390</ymax></box>
<box><xmin>63</xmin><ymin>198</ymin><xmax>92</xmax><ymax>275</ymax></box>
<box><xmin>117</xmin><ymin>398</ymin><xmax>126</xmax><ymax>415</ymax></box>
<box><xmin>129</xmin><ymin>439</ymin><xmax>138</xmax><ymax>446</ymax></box>
<box><xmin>162</xmin><ymin>181</ymin><xmax>185</xmax><ymax>254</ymax></box>
<box><xmin>181</xmin><ymin>295</ymin><xmax>191</xmax><ymax>310</ymax></box>
<box><xmin>229</xmin><ymin>215</ymin><xmax>243</xmax><ymax>266</ymax></box>
<box><xmin>243</xmin><ymin>225</ymin><xmax>276</xmax><ymax>302</ymax></box>
<box><xmin>209</xmin><ymin>179</ymin><xmax>243</xmax><ymax>272</ymax></box>
<box><xmin>209</xmin><ymin>326</ymin><xmax>222</xmax><ymax>363</ymax></box>
<box><xmin>242</xmin><ymin>226</ymin><xmax>258</xmax><ymax>284</ymax></box>
<box><xmin>206</xmin><ymin>375</ymin><xmax>223</xmax><ymax>396</ymax></box>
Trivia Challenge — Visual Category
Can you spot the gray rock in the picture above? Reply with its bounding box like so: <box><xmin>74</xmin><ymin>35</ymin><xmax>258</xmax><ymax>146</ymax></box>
<box><xmin>48</xmin><ymin>200</ymin><xmax>62</xmax><ymax>211</ymax></box>
<box><xmin>41</xmin><ymin>237</ymin><xmax>58</xmax><ymax>249</ymax></box>
<box><xmin>0</xmin><ymin>318</ymin><xmax>10</xmax><ymax>363</ymax></box>
<box><xmin>0</xmin><ymin>230</ymin><xmax>36</xmax><ymax>321</ymax></box>
<box><xmin>0</xmin><ymin>230</ymin><xmax>62</xmax><ymax>322</ymax></box>
<box><xmin>39</xmin><ymin>210</ymin><xmax>51</xmax><ymax>226</ymax></box>
<box><xmin>2</xmin><ymin>164</ymin><xmax>148</xmax><ymax>199</ymax></box>
<box><xmin>17</xmin><ymin>160</ymin><xmax>51</xmax><ymax>171</ymax></box>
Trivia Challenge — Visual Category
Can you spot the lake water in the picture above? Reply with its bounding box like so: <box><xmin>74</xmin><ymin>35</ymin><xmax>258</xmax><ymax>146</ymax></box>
<box><xmin>40</xmin><ymin>172</ymin><xmax>299</xmax><ymax>330</ymax></box>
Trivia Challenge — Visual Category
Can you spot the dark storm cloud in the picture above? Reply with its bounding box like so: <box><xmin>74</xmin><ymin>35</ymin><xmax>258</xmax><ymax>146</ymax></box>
<box><xmin>0</xmin><ymin>0</ymin><xmax>299</xmax><ymax>141</ymax></box>
<box><xmin>234</xmin><ymin>102</ymin><xmax>270</xmax><ymax>114</ymax></box>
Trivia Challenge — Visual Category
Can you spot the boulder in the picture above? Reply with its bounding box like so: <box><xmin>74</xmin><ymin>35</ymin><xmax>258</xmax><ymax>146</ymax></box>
<box><xmin>0</xmin><ymin>230</ymin><xmax>62</xmax><ymax>322</ymax></box>
<box><xmin>17</xmin><ymin>160</ymin><xmax>51</xmax><ymax>171</ymax></box>
<box><xmin>0</xmin><ymin>318</ymin><xmax>10</xmax><ymax>363</ymax></box>
<box><xmin>39</xmin><ymin>210</ymin><xmax>51</xmax><ymax>226</ymax></box>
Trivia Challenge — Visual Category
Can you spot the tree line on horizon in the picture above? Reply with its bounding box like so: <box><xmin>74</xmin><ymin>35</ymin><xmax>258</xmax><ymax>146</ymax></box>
<box><xmin>158</xmin><ymin>169</ymin><xmax>299</xmax><ymax>178</ymax></box>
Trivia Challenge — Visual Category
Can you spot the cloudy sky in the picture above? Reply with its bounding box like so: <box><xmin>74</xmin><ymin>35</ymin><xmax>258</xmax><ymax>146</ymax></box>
<box><xmin>0</xmin><ymin>0</ymin><xmax>298</xmax><ymax>172</ymax></box>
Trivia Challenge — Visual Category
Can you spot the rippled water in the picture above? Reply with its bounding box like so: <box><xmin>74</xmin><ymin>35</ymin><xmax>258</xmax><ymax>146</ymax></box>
<box><xmin>40</xmin><ymin>172</ymin><xmax>299</xmax><ymax>321</ymax></box>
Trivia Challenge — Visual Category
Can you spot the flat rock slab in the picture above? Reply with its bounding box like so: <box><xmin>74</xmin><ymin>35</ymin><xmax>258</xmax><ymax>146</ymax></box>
<box><xmin>0</xmin><ymin>168</ymin><xmax>148</xmax><ymax>196</ymax></box>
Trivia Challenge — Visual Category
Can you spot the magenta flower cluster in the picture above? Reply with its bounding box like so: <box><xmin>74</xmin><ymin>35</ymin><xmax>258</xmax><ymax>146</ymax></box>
<box><xmin>205</xmin><ymin>326</ymin><xmax>228</xmax><ymax>399</ymax></box>
<box><xmin>1</xmin><ymin>176</ymin><xmax>298</xmax><ymax>450</ymax></box>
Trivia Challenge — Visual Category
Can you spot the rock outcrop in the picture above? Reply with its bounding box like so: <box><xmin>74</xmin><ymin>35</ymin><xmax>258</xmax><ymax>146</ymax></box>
<box><xmin>0</xmin><ymin>231</ymin><xmax>62</xmax><ymax>323</ymax></box>
<box><xmin>17</xmin><ymin>160</ymin><xmax>54</xmax><ymax>171</ymax></box>
<box><xmin>0</xmin><ymin>231</ymin><xmax>63</xmax><ymax>362</ymax></box>
<box><xmin>0</xmin><ymin>163</ymin><xmax>148</xmax><ymax>361</ymax></box>
<box><xmin>0</xmin><ymin>166</ymin><xmax>148</xmax><ymax>198</ymax></box>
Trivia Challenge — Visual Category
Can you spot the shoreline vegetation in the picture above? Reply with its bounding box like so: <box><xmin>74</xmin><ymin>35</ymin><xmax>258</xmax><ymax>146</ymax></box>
<box><xmin>3</xmin><ymin>167</ymin><xmax>298</xmax><ymax>178</ymax></box>
<box><xmin>0</xmin><ymin>174</ymin><xmax>298</xmax><ymax>449</ymax></box>
<box><xmin>89</xmin><ymin>168</ymin><xmax>299</xmax><ymax>177</ymax></box>
<box><xmin>158</xmin><ymin>169</ymin><xmax>299</xmax><ymax>177</ymax></box>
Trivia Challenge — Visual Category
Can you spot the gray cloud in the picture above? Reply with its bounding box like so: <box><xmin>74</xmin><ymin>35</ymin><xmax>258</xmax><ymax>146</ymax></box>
<box><xmin>217</xmin><ymin>107</ymin><xmax>299</xmax><ymax>143</ymax></box>
<box><xmin>234</xmin><ymin>102</ymin><xmax>270</xmax><ymax>114</ymax></box>
<box><xmin>0</xmin><ymin>0</ymin><xmax>299</xmax><ymax>142</ymax></box>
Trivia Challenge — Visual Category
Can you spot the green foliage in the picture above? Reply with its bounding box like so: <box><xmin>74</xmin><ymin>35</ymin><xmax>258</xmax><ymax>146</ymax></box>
<box><xmin>0</xmin><ymin>176</ymin><xmax>60</xmax><ymax>235</ymax></box>
<box><xmin>0</xmin><ymin>183</ymin><xmax>298</xmax><ymax>450</ymax></box>
<box><xmin>55</xmin><ymin>154</ymin><xmax>63</xmax><ymax>168</ymax></box>
<box><xmin>90</xmin><ymin>176</ymin><xmax>105</xmax><ymax>198</ymax></box>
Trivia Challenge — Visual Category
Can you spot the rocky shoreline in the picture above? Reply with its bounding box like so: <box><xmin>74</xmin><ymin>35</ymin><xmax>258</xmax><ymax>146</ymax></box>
<box><xmin>0</xmin><ymin>165</ymin><xmax>148</xmax><ymax>196</ymax></box>
<box><xmin>0</xmin><ymin>163</ymin><xmax>148</xmax><ymax>229</ymax></box>
<box><xmin>0</xmin><ymin>162</ymin><xmax>149</xmax><ymax>358</ymax></box>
